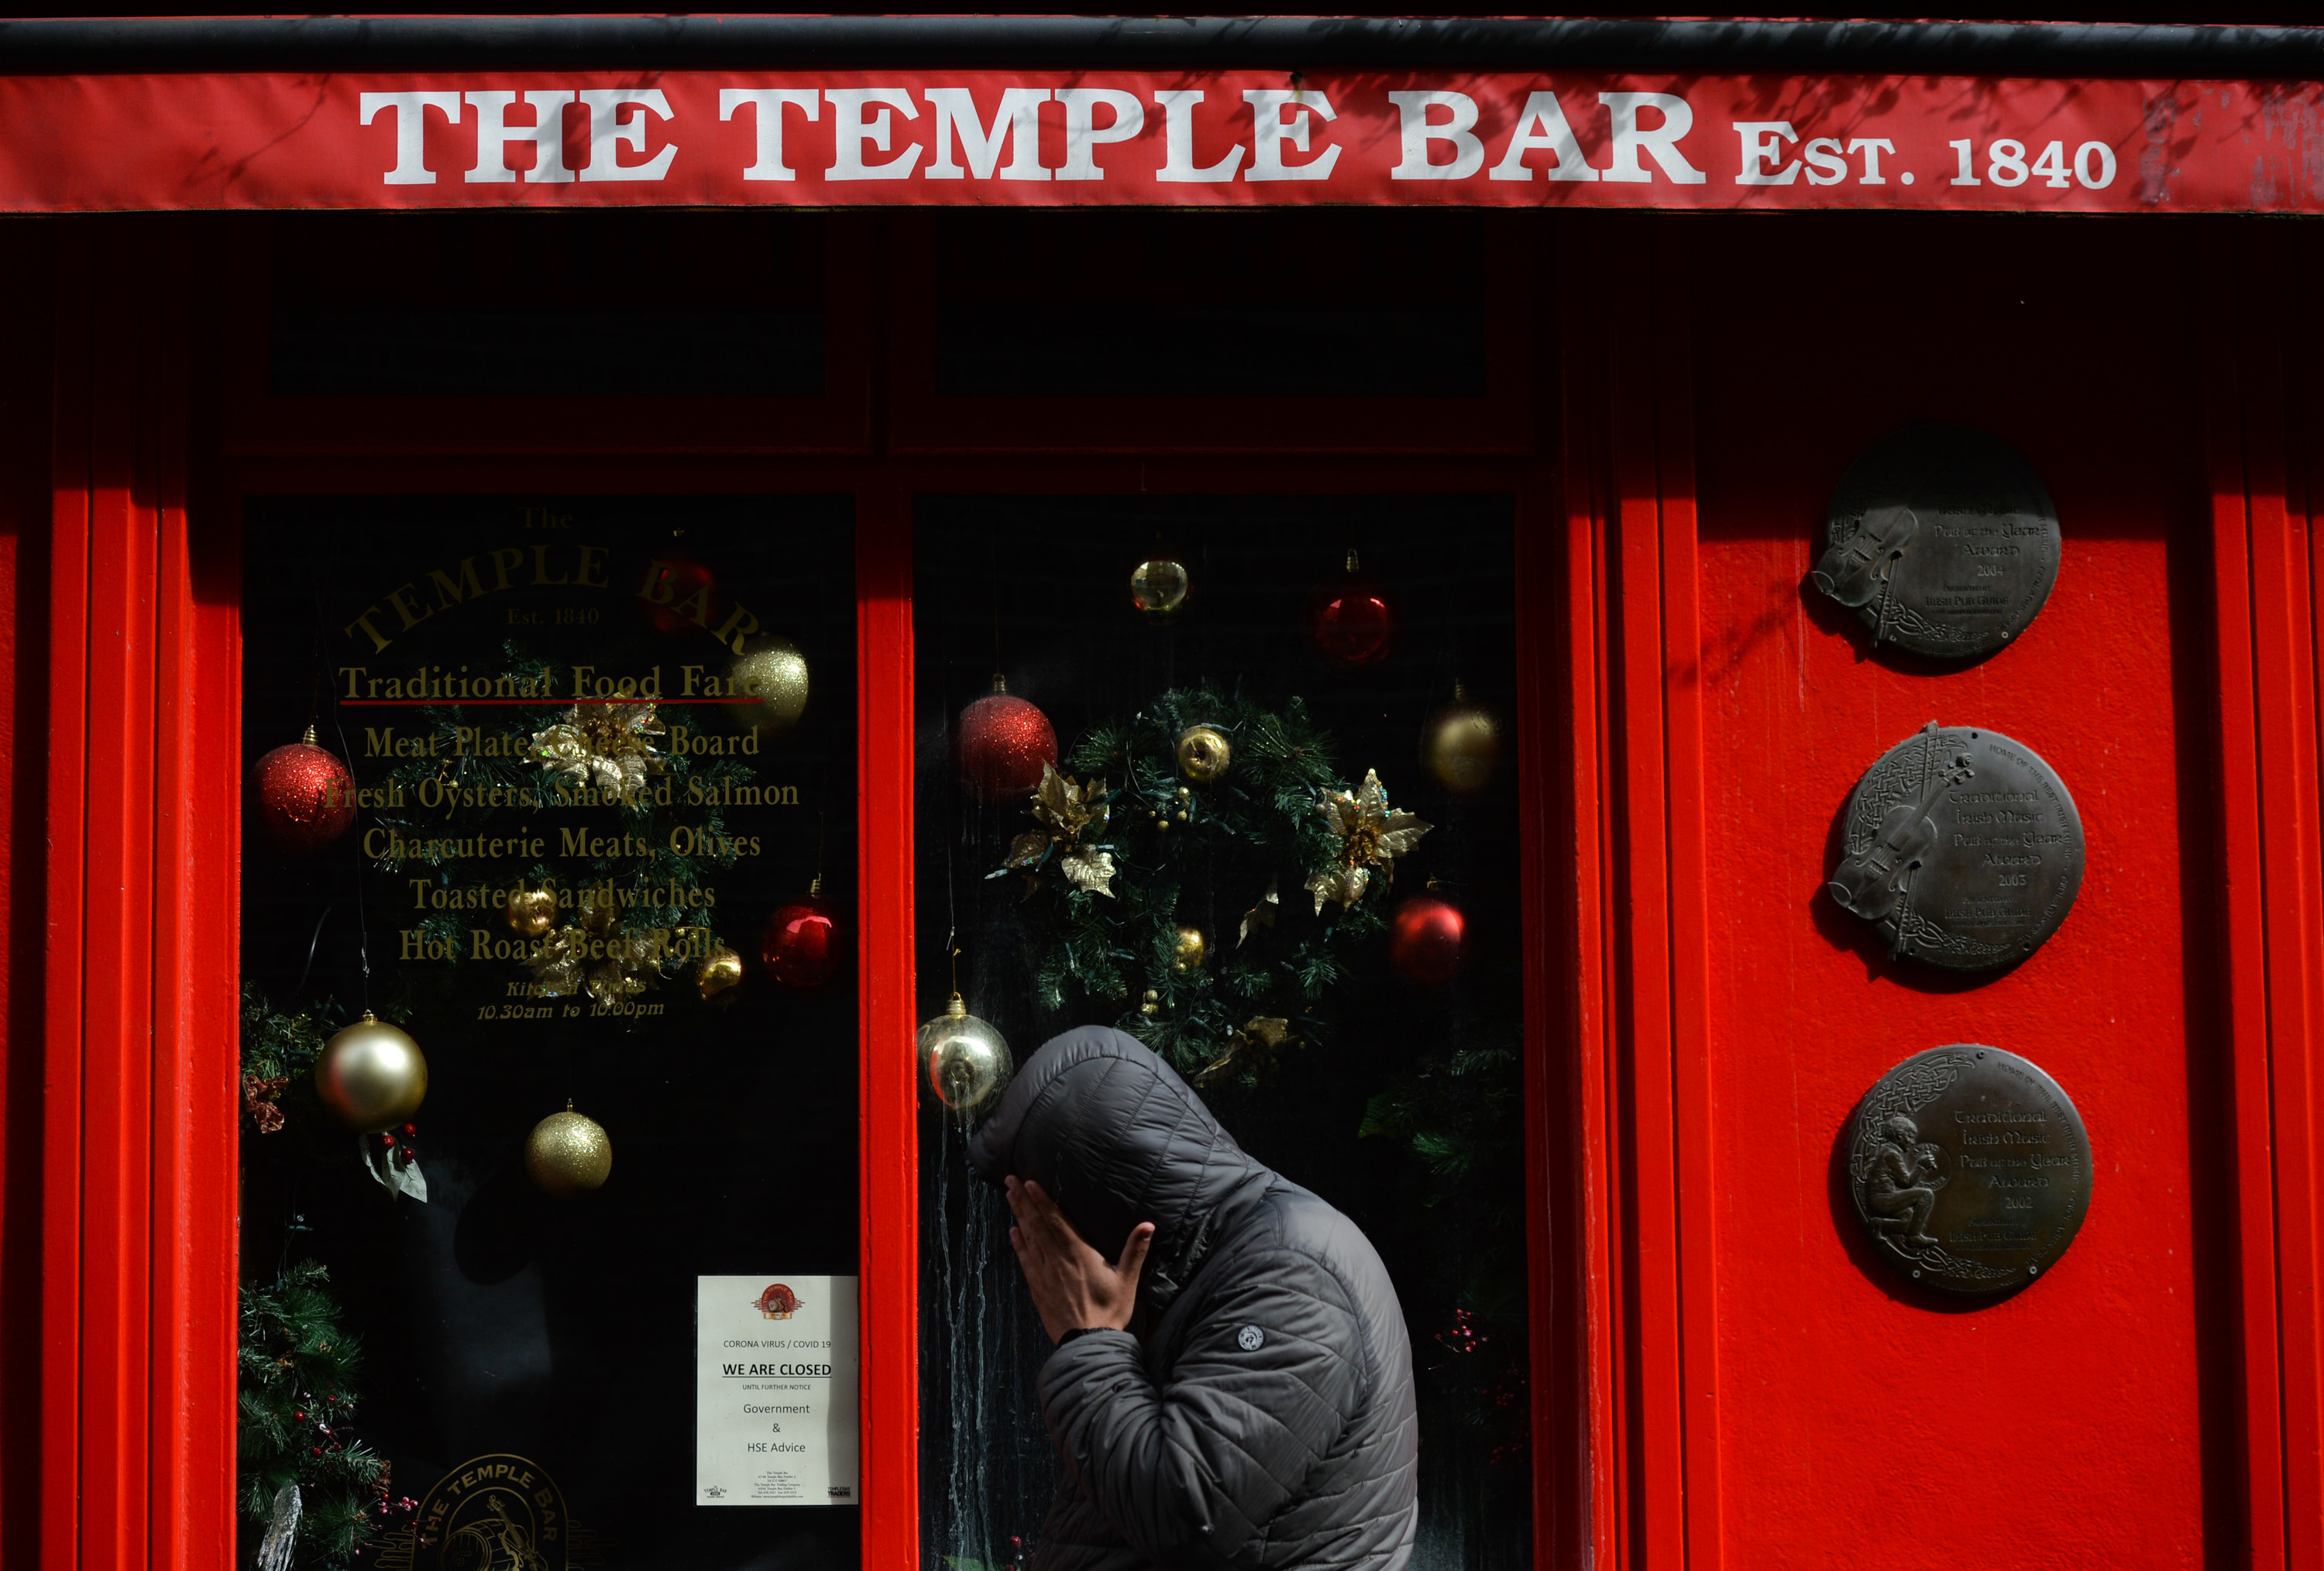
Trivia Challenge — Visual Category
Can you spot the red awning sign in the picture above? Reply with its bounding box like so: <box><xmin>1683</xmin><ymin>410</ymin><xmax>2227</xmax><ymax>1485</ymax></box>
<box><xmin>1</xmin><ymin>70</ymin><xmax>2318</xmax><ymax>212</ymax></box>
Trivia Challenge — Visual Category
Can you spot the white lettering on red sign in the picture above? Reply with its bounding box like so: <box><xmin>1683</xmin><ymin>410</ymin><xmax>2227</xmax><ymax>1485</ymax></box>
<box><xmin>350</xmin><ymin>83</ymin><xmax>1782</xmax><ymax>190</ymax></box>
<box><xmin>12</xmin><ymin>70</ymin><xmax>2291</xmax><ymax>214</ymax></box>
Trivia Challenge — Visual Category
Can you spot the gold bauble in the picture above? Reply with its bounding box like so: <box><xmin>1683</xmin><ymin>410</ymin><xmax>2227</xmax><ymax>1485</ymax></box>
<box><xmin>1421</xmin><ymin>687</ymin><xmax>1503</xmax><ymax>796</ymax></box>
<box><xmin>525</xmin><ymin>1101</ymin><xmax>613</xmax><ymax>1197</ymax></box>
<box><xmin>506</xmin><ymin>885</ymin><xmax>558</xmax><ymax>938</ymax></box>
<box><xmin>1176</xmin><ymin>724</ymin><xmax>1232</xmax><ymax>784</ymax></box>
<box><xmin>696</xmin><ymin>940</ymin><xmax>744</xmax><ymax>1002</ymax></box>
<box><xmin>314</xmin><ymin>1012</ymin><xmax>428</xmax><ymax>1133</ymax></box>
<box><xmin>1129</xmin><ymin>555</ymin><xmax>1190</xmax><ymax>623</ymax></box>
<box><xmin>918</xmin><ymin>993</ymin><xmax>1013</xmax><ymax>1114</ymax></box>
<box><xmin>1171</xmin><ymin>924</ymin><xmax>1207</xmax><ymax>974</ymax></box>
<box><xmin>730</xmin><ymin>636</ymin><xmax>810</xmax><ymax>740</ymax></box>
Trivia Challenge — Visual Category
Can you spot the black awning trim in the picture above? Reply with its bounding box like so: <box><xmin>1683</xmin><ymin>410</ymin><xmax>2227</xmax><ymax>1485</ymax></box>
<box><xmin>0</xmin><ymin>15</ymin><xmax>2319</xmax><ymax>79</ymax></box>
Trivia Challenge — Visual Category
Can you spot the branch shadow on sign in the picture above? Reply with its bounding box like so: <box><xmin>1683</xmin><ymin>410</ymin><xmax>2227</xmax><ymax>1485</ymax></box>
<box><xmin>1795</xmin><ymin>568</ymin><xmax>2008</xmax><ymax>674</ymax></box>
<box><xmin>1810</xmin><ymin>789</ymin><xmax>2030</xmax><ymax>994</ymax></box>
<box><xmin>1827</xmin><ymin>1108</ymin><xmax>2030</xmax><ymax>1314</ymax></box>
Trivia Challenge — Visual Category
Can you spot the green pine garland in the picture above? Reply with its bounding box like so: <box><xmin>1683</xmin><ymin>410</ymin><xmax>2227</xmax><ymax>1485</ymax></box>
<box><xmin>1360</xmin><ymin>1033</ymin><xmax>1532</xmax><ymax>1464</ymax></box>
<box><xmin>998</xmin><ymin>685</ymin><xmax>1411</xmax><ymax>1081</ymax></box>
<box><xmin>239</xmin><ymin>988</ymin><xmax>414</xmax><ymax>1569</ymax></box>
<box><xmin>239</xmin><ymin>986</ymin><xmax>325</xmax><ymax>1130</ymax></box>
<box><xmin>238</xmin><ymin>1260</ymin><xmax>387</xmax><ymax>1569</ymax></box>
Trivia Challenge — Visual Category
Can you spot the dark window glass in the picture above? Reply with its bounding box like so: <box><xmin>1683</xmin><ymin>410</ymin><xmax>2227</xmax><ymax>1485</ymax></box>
<box><xmin>932</xmin><ymin>211</ymin><xmax>1490</xmax><ymax>397</ymax></box>
<box><xmin>239</xmin><ymin>496</ymin><xmax>859</xmax><ymax>1569</ymax></box>
<box><xmin>914</xmin><ymin>498</ymin><xmax>1530</xmax><ymax>1569</ymax></box>
<box><xmin>267</xmin><ymin>213</ymin><xmax>827</xmax><ymax>396</ymax></box>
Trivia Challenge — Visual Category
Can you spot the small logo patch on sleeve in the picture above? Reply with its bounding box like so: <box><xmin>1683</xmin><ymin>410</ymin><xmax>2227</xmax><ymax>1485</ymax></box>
<box><xmin>1236</xmin><ymin>1325</ymin><xmax>1265</xmax><ymax>1351</ymax></box>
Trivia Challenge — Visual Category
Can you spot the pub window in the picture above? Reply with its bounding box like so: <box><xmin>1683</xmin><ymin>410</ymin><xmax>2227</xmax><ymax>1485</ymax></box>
<box><xmin>238</xmin><ymin>495</ymin><xmax>861</xmax><ymax>1567</ymax></box>
<box><xmin>913</xmin><ymin>497</ymin><xmax>1529</xmax><ymax>1569</ymax></box>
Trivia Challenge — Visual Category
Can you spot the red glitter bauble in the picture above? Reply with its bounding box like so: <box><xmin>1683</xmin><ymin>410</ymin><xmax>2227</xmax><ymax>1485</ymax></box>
<box><xmin>1305</xmin><ymin>553</ymin><xmax>1397</xmax><ymax>669</ymax></box>
<box><xmin>638</xmin><ymin>555</ymin><xmax>717</xmax><ymax>634</ymax></box>
<box><xmin>252</xmin><ymin>731</ymin><xmax>357</xmax><ymax>853</ymax></box>
<box><xmin>1389</xmin><ymin>894</ymin><xmax>1466</xmax><ymax>985</ymax></box>
<box><xmin>956</xmin><ymin>686</ymin><xmax>1057</xmax><ymax>803</ymax></box>
<box><xmin>762</xmin><ymin>896</ymin><xmax>841</xmax><ymax>988</ymax></box>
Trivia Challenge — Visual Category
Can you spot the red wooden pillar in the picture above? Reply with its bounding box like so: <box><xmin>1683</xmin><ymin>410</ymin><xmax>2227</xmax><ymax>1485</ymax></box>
<box><xmin>40</xmin><ymin>215</ymin><xmax>237</xmax><ymax>1571</ymax></box>
<box><xmin>1563</xmin><ymin>211</ymin><xmax>1723</xmax><ymax>1571</ymax></box>
<box><xmin>856</xmin><ymin>485</ymin><xmax>919</xmax><ymax>1564</ymax></box>
<box><xmin>1556</xmin><ymin>226</ymin><xmax>1622</xmax><ymax>1571</ymax></box>
<box><xmin>2205</xmin><ymin>222</ymin><xmax>2324</xmax><ymax>1571</ymax></box>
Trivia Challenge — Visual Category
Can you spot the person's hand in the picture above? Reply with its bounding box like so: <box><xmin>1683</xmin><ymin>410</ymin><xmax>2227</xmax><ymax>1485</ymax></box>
<box><xmin>1005</xmin><ymin>1176</ymin><xmax>1154</xmax><ymax>1345</ymax></box>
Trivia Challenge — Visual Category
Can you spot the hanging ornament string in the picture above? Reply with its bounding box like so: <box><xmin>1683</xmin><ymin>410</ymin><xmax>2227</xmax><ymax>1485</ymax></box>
<box><xmin>920</xmin><ymin>805</ymin><xmax>1012</xmax><ymax>1115</ymax></box>
<box><xmin>328</xmin><ymin>700</ymin><xmax>373</xmax><ymax>1012</ymax></box>
<box><xmin>306</xmin><ymin>589</ymin><xmax>324</xmax><ymax>737</ymax></box>
<box><xmin>318</xmin><ymin>642</ymin><xmax>432</xmax><ymax>1197</ymax></box>
<box><xmin>291</xmin><ymin>904</ymin><xmax>335</xmax><ymax>999</ymax></box>
<box><xmin>254</xmin><ymin>594</ymin><xmax>361</xmax><ymax>856</ymax></box>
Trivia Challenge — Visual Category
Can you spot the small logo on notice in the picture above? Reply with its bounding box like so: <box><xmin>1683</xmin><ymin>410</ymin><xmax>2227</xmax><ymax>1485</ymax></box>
<box><xmin>1236</xmin><ymin>1325</ymin><xmax>1264</xmax><ymax>1351</ymax></box>
<box><xmin>705</xmin><ymin>1486</ymin><xmax>727</xmax><ymax>1499</ymax></box>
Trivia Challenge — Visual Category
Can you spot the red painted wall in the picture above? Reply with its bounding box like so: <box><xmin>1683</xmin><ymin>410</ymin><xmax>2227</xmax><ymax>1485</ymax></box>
<box><xmin>1689</xmin><ymin>215</ymin><xmax>2236</xmax><ymax>1562</ymax></box>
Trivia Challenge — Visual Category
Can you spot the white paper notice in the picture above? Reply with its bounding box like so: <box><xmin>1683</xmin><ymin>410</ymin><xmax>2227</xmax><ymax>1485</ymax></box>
<box><xmin>696</xmin><ymin>1274</ymin><xmax>858</xmax><ymax>1507</ymax></box>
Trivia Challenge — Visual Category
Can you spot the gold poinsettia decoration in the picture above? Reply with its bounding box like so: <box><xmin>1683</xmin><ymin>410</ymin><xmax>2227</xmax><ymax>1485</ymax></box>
<box><xmin>585</xmin><ymin>929</ymin><xmax>668</xmax><ymax>1007</ymax></box>
<box><xmin>1002</xmin><ymin>761</ymin><xmax>1116</xmax><ymax>898</ymax></box>
<box><xmin>524</xmin><ymin>922</ymin><xmax>674</xmax><ymax>1006</ymax></box>
<box><xmin>1238</xmin><ymin>876</ymin><xmax>1280</xmax><ymax>947</ymax></box>
<box><xmin>526</xmin><ymin>926</ymin><xmax>589</xmax><ymax>996</ymax></box>
<box><xmin>1305</xmin><ymin>768</ymin><xmax>1432</xmax><ymax>914</ymax></box>
<box><xmin>1194</xmin><ymin>1016</ymin><xmax>1299</xmax><ymax>1087</ymax></box>
<box><xmin>531</xmin><ymin>702</ymin><xmax>667</xmax><ymax>795</ymax></box>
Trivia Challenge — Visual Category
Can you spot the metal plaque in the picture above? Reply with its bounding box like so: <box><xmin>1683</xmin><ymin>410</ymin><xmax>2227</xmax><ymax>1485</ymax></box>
<box><xmin>1813</xmin><ymin>423</ymin><xmax>2061</xmax><ymax>661</ymax></box>
<box><xmin>1828</xmin><ymin>722</ymin><xmax>2084</xmax><ymax>971</ymax></box>
<box><xmin>1848</xmin><ymin>1046</ymin><xmax>2092</xmax><ymax>1295</ymax></box>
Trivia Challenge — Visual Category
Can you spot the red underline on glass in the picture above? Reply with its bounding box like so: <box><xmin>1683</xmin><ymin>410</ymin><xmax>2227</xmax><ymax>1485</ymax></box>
<box><xmin>338</xmin><ymin>698</ymin><xmax>758</xmax><ymax>706</ymax></box>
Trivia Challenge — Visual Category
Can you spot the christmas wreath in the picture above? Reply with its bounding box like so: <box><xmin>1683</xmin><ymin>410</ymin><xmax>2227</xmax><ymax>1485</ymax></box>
<box><xmin>993</xmin><ymin>686</ymin><xmax>1428</xmax><ymax>1085</ymax></box>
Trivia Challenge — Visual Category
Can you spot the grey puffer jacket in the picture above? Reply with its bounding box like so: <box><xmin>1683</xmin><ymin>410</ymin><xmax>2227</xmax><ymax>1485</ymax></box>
<box><xmin>968</xmin><ymin>1027</ymin><xmax>1418</xmax><ymax>1571</ymax></box>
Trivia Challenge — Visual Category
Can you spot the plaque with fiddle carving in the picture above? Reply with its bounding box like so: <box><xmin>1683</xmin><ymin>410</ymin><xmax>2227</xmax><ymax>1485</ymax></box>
<box><xmin>1828</xmin><ymin>722</ymin><xmax>2084</xmax><ymax>971</ymax></box>
<box><xmin>1813</xmin><ymin>423</ymin><xmax>2060</xmax><ymax>660</ymax></box>
<box><xmin>1848</xmin><ymin>1046</ymin><xmax>2092</xmax><ymax>1296</ymax></box>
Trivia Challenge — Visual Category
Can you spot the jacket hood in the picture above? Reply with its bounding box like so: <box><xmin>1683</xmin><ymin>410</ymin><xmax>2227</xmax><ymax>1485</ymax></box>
<box><xmin>968</xmin><ymin>1026</ymin><xmax>1275</xmax><ymax>1314</ymax></box>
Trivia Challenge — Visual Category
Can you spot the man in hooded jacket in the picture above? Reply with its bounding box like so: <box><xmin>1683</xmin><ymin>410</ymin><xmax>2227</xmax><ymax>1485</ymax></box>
<box><xmin>968</xmin><ymin>1026</ymin><xmax>1418</xmax><ymax>1571</ymax></box>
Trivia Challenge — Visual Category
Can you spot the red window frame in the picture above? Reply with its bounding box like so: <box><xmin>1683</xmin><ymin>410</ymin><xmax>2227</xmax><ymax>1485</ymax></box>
<box><xmin>32</xmin><ymin>201</ymin><xmax>1580</xmax><ymax>1571</ymax></box>
<box><xmin>175</xmin><ymin>442</ymin><xmax>1572</xmax><ymax>1568</ymax></box>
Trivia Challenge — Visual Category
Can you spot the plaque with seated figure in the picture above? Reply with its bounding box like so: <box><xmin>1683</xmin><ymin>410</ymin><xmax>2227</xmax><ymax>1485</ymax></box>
<box><xmin>1848</xmin><ymin>1046</ymin><xmax>2092</xmax><ymax>1296</ymax></box>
